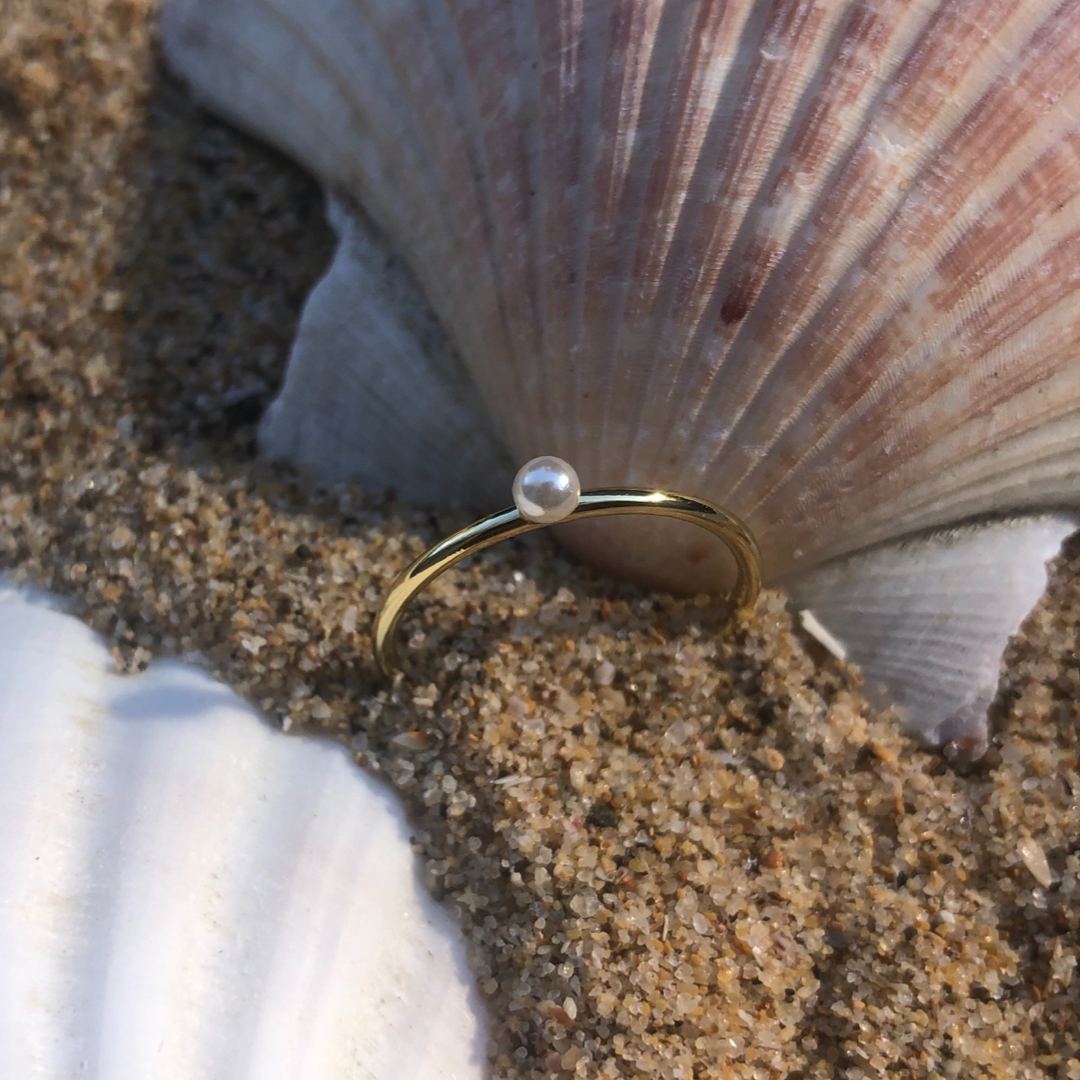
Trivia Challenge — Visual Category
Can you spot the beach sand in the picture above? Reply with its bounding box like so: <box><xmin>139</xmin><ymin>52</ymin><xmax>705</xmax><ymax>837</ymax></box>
<box><xmin>1</xmin><ymin>3</ymin><xmax>1078</xmax><ymax>1076</ymax></box>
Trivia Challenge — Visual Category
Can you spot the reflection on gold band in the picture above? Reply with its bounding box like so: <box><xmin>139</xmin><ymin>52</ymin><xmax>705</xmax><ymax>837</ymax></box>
<box><xmin>372</xmin><ymin>488</ymin><xmax>762</xmax><ymax>677</ymax></box>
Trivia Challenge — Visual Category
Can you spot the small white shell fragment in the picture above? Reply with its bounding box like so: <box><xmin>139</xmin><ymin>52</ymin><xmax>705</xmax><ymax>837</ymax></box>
<box><xmin>798</xmin><ymin>609</ymin><xmax>848</xmax><ymax>662</ymax></box>
<box><xmin>492</xmin><ymin>774</ymin><xmax>531</xmax><ymax>787</ymax></box>
<box><xmin>1018</xmin><ymin>836</ymin><xmax>1053</xmax><ymax>889</ymax></box>
<box><xmin>594</xmin><ymin>661</ymin><xmax>616</xmax><ymax>687</ymax></box>
<box><xmin>0</xmin><ymin>581</ymin><xmax>487</xmax><ymax>1080</ymax></box>
<box><xmin>752</xmin><ymin>747</ymin><xmax>786</xmax><ymax>773</ymax></box>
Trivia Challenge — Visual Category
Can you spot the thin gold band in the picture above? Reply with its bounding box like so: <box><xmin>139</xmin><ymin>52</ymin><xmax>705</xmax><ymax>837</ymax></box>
<box><xmin>372</xmin><ymin>488</ymin><xmax>762</xmax><ymax>677</ymax></box>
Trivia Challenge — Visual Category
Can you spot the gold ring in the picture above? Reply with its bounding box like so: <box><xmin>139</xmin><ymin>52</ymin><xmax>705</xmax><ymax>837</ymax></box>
<box><xmin>372</xmin><ymin>457</ymin><xmax>762</xmax><ymax>677</ymax></box>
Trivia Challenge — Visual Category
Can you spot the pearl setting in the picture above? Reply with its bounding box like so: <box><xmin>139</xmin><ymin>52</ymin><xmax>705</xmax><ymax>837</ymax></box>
<box><xmin>512</xmin><ymin>456</ymin><xmax>581</xmax><ymax>524</ymax></box>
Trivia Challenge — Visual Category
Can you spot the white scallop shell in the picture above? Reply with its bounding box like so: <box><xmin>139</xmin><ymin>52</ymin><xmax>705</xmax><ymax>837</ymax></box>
<box><xmin>161</xmin><ymin>0</ymin><xmax>1080</xmax><ymax>748</ymax></box>
<box><xmin>0</xmin><ymin>582</ymin><xmax>487</xmax><ymax>1080</ymax></box>
<box><xmin>786</xmin><ymin>515</ymin><xmax>1076</xmax><ymax>756</ymax></box>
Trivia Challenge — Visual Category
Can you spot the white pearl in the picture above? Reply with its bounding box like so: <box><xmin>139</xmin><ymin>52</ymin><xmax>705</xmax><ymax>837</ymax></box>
<box><xmin>512</xmin><ymin>456</ymin><xmax>581</xmax><ymax>524</ymax></box>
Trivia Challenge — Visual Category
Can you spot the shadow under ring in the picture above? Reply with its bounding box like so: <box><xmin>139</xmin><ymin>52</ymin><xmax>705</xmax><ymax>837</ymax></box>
<box><xmin>372</xmin><ymin>489</ymin><xmax>763</xmax><ymax>677</ymax></box>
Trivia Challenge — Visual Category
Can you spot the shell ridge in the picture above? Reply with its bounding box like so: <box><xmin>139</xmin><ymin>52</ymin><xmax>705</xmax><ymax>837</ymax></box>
<box><xmin>271</xmin><ymin>763</ymin><xmax>484</xmax><ymax>1080</ymax></box>
<box><xmin>645</xmin><ymin>0</ymin><xmax>943</xmax><ymax>479</ymax></box>
<box><xmin>609</xmin><ymin>0</ymin><xmax>772</xmax><ymax>479</ymax></box>
<box><xmin>368</xmin><ymin>0</ymin><xmax>524</xmax><ymax>426</ymax></box>
<box><xmin>263</xmin><ymin>0</ymin><xmax>463</xmax><ymax>253</ymax></box>
<box><xmin>0</xmin><ymin>606</ymin><xmax>121</xmax><ymax>1076</ymax></box>
<box><xmin>74</xmin><ymin>708</ymin><xmax>165</xmax><ymax>1077</ymax></box>
<box><xmin>239</xmin><ymin>757</ymin><xmax>373</xmax><ymax>1077</ymax></box>
<box><xmin>388</xmin><ymin>0</ymin><xmax>528</xmax><ymax>419</ymax></box>
<box><xmin>96</xmin><ymin>669</ymin><xmax>289</xmax><ymax>1075</ymax></box>
<box><xmin>218</xmin><ymin>734</ymin><xmax>379</xmax><ymax>1078</ymax></box>
<box><xmin>319</xmin><ymin>1</ymin><xmax>475</xmax><ymax>260</ymax></box>
<box><xmin>563</xmin><ymin>0</ymin><xmax>612</xmax><ymax>474</ymax></box>
<box><xmin>441</xmin><ymin>0</ymin><xmax>549</xmax><ymax>450</ymax></box>
<box><xmin>347</xmin><ymin>1</ymin><xmax>495</xmax><ymax>330</ymax></box>
<box><xmin>535</xmin><ymin>0</ymin><xmax>594</xmax><ymax>456</ymax></box>
<box><xmin>676</xmin><ymin>0</ymin><xmax>1053</xmax><ymax>450</ymax></box>
<box><xmin>453</xmin><ymin>0</ymin><xmax>541</xmax><ymax>416</ymax></box>
<box><xmin>514</xmin><ymin>0</ymin><xmax>555</xmax><ymax>453</ymax></box>
<box><xmin>623</xmin><ymin>0</ymin><xmax>820</xmax><ymax>477</ymax></box>
<box><xmin>595</xmin><ymin>0</ymin><xmax>744</xmax><ymax>473</ymax></box>
<box><xmin>579</xmin><ymin>0</ymin><xmax>668</xmax><ymax>478</ymax></box>
<box><xmin>568</xmin><ymin>0</ymin><xmax>663</xmax><ymax>479</ymax></box>
<box><xmin>688</xmin><ymin>1</ymin><xmax>1072</xmax><ymax>504</ymax></box>
<box><xmin>756</xmin><ymin>278</ymin><xmax>1080</xmax><ymax>540</ymax></box>
<box><xmin>304</xmin><ymin>807</ymin><xmax>405</xmax><ymax>1078</ymax></box>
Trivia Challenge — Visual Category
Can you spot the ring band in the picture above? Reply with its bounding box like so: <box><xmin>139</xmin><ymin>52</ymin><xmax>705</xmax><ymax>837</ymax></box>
<box><xmin>372</xmin><ymin>481</ymin><xmax>762</xmax><ymax>678</ymax></box>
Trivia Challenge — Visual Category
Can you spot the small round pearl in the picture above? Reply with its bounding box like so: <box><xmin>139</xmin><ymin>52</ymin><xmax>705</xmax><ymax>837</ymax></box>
<box><xmin>512</xmin><ymin>456</ymin><xmax>581</xmax><ymax>524</ymax></box>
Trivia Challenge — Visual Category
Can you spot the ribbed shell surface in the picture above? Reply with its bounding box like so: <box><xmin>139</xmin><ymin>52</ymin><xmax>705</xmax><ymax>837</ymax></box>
<box><xmin>164</xmin><ymin>0</ymin><xmax>1080</xmax><ymax>587</ymax></box>
<box><xmin>0</xmin><ymin>585</ymin><xmax>487</xmax><ymax>1080</ymax></box>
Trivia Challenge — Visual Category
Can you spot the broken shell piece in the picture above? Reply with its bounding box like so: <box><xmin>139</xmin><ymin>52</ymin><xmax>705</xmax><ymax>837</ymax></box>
<box><xmin>259</xmin><ymin>196</ymin><xmax>509</xmax><ymax>507</ymax></box>
<box><xmin>798</xmin><ymin>609</ymin><xmax>848</xmax><ymax>663</ymax></box>
<box><xmin>1018</xmin><ymin>836</ymin><xmax>1053</xmax><ymax>889</ymax></box>
<box><xmin>785</xmin><ymin>515</ymin><xmax>1078</xmax><ymax>754</ymax></box>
